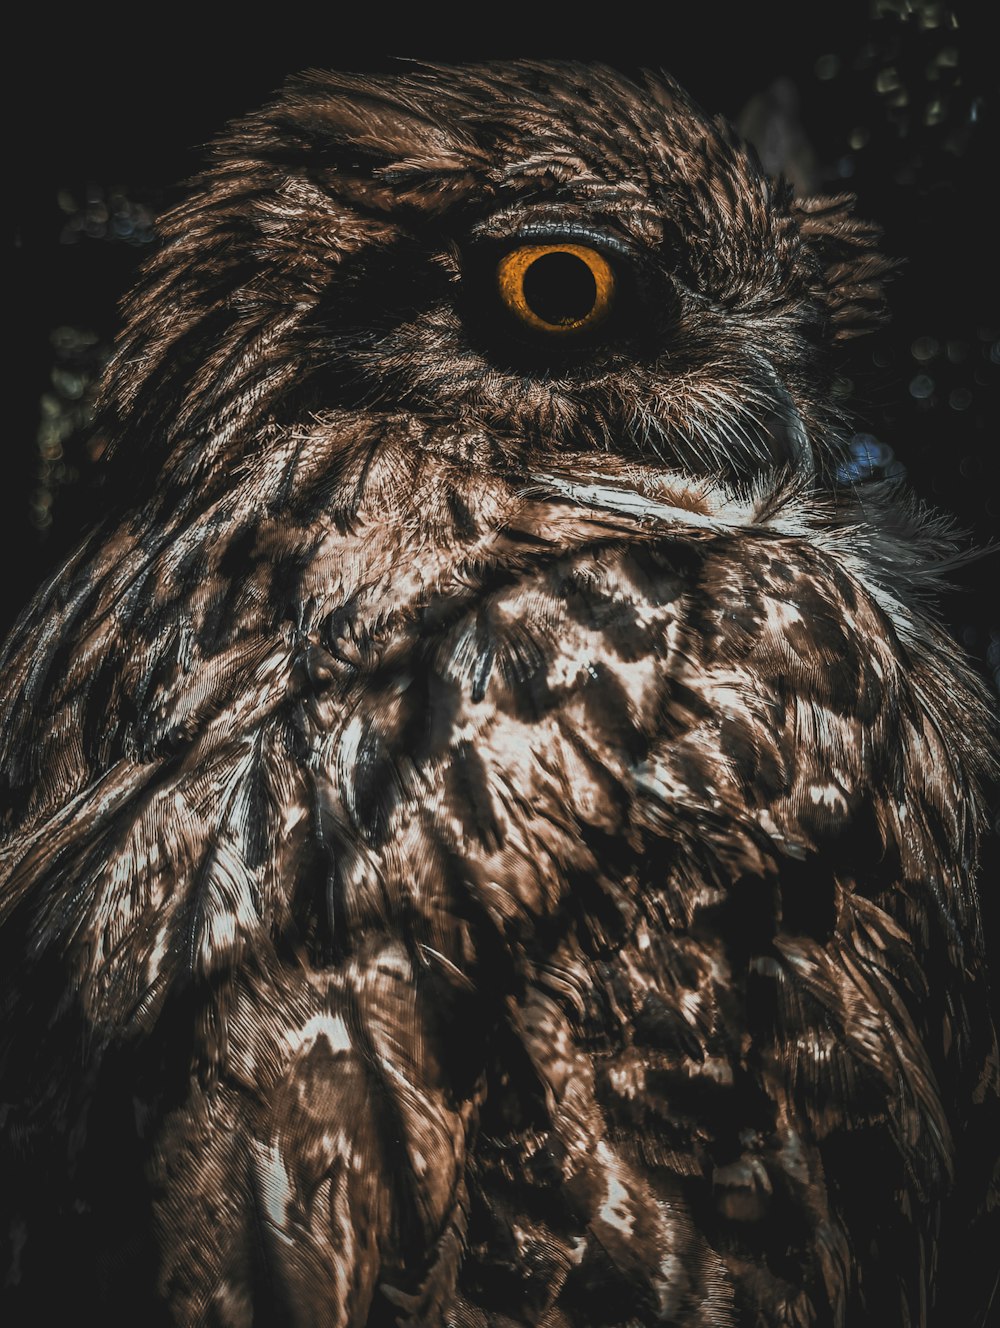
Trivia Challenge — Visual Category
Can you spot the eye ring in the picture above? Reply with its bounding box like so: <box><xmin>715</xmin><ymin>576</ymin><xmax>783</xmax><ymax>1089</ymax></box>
<box><xmin>496</xmin><ymin>243</ymin><xmax>616</xmax><ymax>336</ymax></box>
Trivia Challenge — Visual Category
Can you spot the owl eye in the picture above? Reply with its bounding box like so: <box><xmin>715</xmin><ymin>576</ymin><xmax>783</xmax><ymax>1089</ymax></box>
<box><xmin>496</xmin><ymin>243</ymin><xmax>616</xmax><ymax>336</ymax></box>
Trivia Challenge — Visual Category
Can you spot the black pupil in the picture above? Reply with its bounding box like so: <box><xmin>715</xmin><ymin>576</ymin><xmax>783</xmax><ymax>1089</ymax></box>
<box><xmin>522</xmin><ymin>251</ymin><xmax>597</xmax><ymax>324</ymax></box>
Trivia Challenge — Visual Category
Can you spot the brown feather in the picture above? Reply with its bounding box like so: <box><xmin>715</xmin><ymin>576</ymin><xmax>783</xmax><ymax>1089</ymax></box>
<box><xmin>1</xmin><ymin>61</ymin><xmax>996</xmax><ymax>1327</ymax></box>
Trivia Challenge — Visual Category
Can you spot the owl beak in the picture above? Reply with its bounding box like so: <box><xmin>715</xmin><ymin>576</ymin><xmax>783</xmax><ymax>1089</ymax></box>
<box><xmin>760</xmin><ymin>377</ymin><xmax>813</xmax><ymax>474</ymax></box>
<box><xmin>762</xmin><ymin>405</ymin><xmax>812</xmax><ymax>471</ymax></box>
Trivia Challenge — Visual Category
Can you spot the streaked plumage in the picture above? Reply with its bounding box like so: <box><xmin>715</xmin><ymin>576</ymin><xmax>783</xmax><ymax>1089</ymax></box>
<box><xmin>1</xmin><ymin>62</ymin><xmax>997</xmax><ymax>1326</ymax></box>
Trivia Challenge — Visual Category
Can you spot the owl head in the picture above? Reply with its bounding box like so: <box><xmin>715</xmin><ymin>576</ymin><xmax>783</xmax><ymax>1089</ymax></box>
<box><xmin>100</xmin><ymin>61</ymin><xmax>891</xmax><ymax>496</ymax></box>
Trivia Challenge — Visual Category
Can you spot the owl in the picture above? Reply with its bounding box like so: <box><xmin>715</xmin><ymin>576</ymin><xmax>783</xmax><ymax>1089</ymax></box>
<box><xmin>1</xmin><ymin>61</ymin><xmax>997</xmax><ymax>1327</ymax></box>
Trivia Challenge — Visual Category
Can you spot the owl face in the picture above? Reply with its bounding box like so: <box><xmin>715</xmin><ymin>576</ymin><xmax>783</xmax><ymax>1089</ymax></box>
<box><xmin>102</xmin><ymin>62</ymin><xmax>888</xmax><ymax>497</ymax></box>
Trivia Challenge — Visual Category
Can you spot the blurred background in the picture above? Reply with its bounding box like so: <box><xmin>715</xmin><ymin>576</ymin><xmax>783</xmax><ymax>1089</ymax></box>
<box><xmin>6</xmin><ymin>2</ymin><xmax>998</xmax><ymax>701</ymax></box>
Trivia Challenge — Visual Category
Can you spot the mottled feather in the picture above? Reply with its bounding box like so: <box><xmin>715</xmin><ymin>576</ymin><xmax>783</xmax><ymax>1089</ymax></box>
<box><xmin>1</xmin><ymin>61</ymin><xmax>996</xmax><ymax>1327</ymax></box>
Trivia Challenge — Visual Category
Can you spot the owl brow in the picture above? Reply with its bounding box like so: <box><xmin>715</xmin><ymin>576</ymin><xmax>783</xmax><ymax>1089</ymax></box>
<box><xmin>469</xmin><ymin>207</ymin><xmax>660</xmax><ymax>256</ymax></box>
<box><xmin>507</xmin><ymin>222</ymin><xmax>641</xmax><ymax>260</ymax></box>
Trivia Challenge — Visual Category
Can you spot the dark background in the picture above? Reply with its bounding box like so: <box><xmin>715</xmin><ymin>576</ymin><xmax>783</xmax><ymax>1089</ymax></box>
<box><xmin>6</xmin><ymin>4</ymin><xmax>999</xmax><ymax>849</ymax></box>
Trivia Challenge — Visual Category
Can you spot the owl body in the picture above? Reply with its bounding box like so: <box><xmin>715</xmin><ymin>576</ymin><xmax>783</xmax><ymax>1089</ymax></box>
<box><xmin>1</xmin><ymin>63</ymin><xmax>997</xmax><ymax>1326</ymax></box>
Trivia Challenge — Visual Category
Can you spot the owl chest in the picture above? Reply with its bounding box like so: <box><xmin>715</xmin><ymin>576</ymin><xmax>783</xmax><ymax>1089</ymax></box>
<box><xmin>287</xmin><ymin>535</ymin><xmax>702</xmax><ymax>947</ymax></box>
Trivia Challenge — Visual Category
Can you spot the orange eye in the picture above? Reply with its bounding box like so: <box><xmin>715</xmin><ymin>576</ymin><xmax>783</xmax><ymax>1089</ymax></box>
<box><xmin>496</xmin><ymin>243</ymin><xmax>616</xmax><ymax>336</ymax></box>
